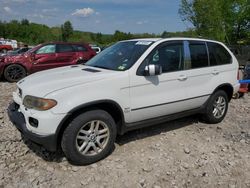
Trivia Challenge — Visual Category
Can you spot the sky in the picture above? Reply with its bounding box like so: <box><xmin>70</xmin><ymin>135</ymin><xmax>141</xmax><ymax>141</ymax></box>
<box><xmin>0</xmin><ymin>0</ymin><xmax>190</xmax><ymax>34</ymax></box>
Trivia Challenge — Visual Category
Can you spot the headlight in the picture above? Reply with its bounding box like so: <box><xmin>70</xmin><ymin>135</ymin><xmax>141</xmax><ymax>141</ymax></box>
<box><xmin>23</xmin><ymin>95</ymin><xmax>57</xmax><ymax>111</ymax></box>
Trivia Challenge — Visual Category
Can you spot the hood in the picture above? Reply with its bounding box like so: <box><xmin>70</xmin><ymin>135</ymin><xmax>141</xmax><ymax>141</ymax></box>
<box><xmin>17</xmin><ymin>65</ymin><xmax>120</xmax><ymax>97</ymax></box>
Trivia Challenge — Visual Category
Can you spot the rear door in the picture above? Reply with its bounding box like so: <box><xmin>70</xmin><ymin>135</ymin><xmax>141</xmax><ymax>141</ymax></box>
<box><xmin>56</xmin><ymin>44</ymin><xmax>77</xmax><ymax>65</ymax></box>
<box><xmin>182</xmin><ymin>40</ymin><xmax>233</xmax><ymax>110</ymax></box>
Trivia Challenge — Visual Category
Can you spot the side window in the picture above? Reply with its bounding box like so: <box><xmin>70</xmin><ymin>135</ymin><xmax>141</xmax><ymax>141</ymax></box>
<box><xmin>207</xmin><ymin>42</ymin><xmax>232</xmax><ymax>66</ymax></box>
<box><xmin>36</xmin><ymin>45</ymin><xmax>56</xmax><ymax>54</ymax></box>
<box><xmin>146</xmin><ymin>42</ymin><xmax>184</xmax><ymax>73</ymax></box>
<box><xmin>57</xmin><ymin>44</ymin><xmax>74</xmax><ymax>53</ymax></box>
<box><xmin>72</xmin><ymin>45</ymin><xmax>87</xmax><ymax>52</ymax></box>
<box><xmin>189</xmin><ymin>42</ymin><xmax>208</xmax><ymax>68</ymax></box>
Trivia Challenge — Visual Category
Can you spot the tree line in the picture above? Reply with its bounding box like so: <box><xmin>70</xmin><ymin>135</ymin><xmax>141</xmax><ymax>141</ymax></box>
<box><xmin>179</xmin><ymin>0</ymin><xmax>250</xmax><ymax>45</ymax></box>
<box><xmin>0</xmin><ymin>19</ymin><xmax>200</xmax><ymax>46</ymax></box>
<box><xmin>0</xmin><ymin>0</ymin><xmax>249</xmax><ymax>46</ymax></box>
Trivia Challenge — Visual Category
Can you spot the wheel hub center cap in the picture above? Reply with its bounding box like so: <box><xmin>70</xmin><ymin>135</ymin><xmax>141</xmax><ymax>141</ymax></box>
<box><xmin>89</xmin><ymin>134</ymin><xmax>96</xmax><ymax>141</ymax></box>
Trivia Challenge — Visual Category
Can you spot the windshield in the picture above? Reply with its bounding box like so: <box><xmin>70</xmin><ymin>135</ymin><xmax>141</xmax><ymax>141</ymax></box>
<box><xmin>86</xmin><ymin>41</ymin><xmax>153</xmax><ymax>71</ymax></box>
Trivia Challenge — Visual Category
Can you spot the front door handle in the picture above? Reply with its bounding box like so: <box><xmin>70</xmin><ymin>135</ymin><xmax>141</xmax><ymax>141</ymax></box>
<box><xmin>212</xmin><ymin>70</ymin><xmax>219</xmax><ymax>75</ymax></box>
<box><xmin>178</xmin><ymin>75</ymin><xmax>187</xmax><ymax>81</ymax></box>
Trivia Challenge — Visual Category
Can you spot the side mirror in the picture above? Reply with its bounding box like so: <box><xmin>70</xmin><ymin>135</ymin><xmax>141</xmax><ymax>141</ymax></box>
<box><xmin>144</xmin><ymin>64</ymin><xmax>162</xmax><ymax>76</ymax></box>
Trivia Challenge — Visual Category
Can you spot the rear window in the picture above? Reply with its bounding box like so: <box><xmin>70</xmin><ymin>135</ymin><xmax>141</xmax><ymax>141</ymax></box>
<box><xmin>189</xmin><ymin>42</ymin><xmax>209</xmax><ymax>68</ymax></box>
<box><xmin>72</xmin><ymin>45</ymin><xmax>88</xmax><ymax>52</ymax></box>
<box><xmin>207</xmin><ymin>42</ymin><xmax>232</xmax><ymax>66</ymax></box>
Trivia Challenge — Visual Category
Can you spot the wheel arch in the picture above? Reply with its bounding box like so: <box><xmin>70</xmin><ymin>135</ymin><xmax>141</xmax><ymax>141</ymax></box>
<box><xmin>213</xmin><ymin>83</ymin><xmax>234</xmax><ymax>102</ymax></box>
<box><xmin>3</xmin><ymin>63</ymin><xmax>28</xmax><ymax>82</ymax></box>
<box><xmin>4</xmin><ymin>63</ymin><xmax>28</xmax><ymax>73</ymax></box>
<box><xmin>55</xmin><ymin>100</ymin><xmax>125</xmax><ymax>149</ymax></box>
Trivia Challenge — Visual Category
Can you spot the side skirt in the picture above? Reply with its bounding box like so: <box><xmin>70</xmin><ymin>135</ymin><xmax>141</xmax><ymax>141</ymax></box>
<box><xmin>120</xmin><ymin>107</ymin><xmax>205</xmax><ymax>135</ymax></box>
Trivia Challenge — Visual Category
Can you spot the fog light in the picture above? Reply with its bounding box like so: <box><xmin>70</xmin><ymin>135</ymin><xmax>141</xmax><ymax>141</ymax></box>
<box><xmin>29</xmin><ymin>117</ymin><xmax>39</xmax><ymax>128</ymax></box>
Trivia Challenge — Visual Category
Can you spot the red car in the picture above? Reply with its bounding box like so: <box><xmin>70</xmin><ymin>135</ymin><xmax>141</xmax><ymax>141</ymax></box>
<box><xmin>0</xmin><ymin>42</ymin><xmax>96</xmax><ymax>82</ymax></box>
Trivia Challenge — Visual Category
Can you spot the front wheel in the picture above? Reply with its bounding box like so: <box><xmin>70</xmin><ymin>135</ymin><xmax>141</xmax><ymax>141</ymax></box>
<box><xmin>203</xmin><ymin>90</ymin><xmax>228</xmax><ymax>124</ymax></box>
<box><xmin>61</xmin><ymin>110</ymin><xmax>117</xmax><ymax>165</ymax></box>
<box><xmin>4</xmin><ymin>64</ymin><xmax>26</xmax><ymax>82</ymax></box>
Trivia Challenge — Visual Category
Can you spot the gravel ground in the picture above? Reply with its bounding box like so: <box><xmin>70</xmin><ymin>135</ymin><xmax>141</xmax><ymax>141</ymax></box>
<box><xmin>0</xmin><ymin>82</ymin><xmax>250</xmax><ymax>188</ymax></box>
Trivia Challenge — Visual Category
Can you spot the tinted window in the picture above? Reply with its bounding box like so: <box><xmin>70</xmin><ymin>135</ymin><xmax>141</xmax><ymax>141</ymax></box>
<box><xmin>145</xmin><ymin>43</ymin><xmax>184</xmax><ymax>73</ymax></box>
<box><xmin>57</xmin><ymin>44</ymin><xmax>74</xmax><ymax>53</ymax></box>
<box><xmin>36</xmin><ymin>45</ymin><xmax>56</xmax><ymax>54</ymax></box>
<box><xmin>208</xmin><ymin>42</ymin><xmax>232</xmax><ymax>66</ymax></box>
<box><xmin>72</xmin><ymin>45</ymin><xmax>87</xmax><ymax>52</ymax></box>
<box><xmin>189</xmin><ymin>42</ymin><xmax>208</xmax><ymax>68</ymax></box>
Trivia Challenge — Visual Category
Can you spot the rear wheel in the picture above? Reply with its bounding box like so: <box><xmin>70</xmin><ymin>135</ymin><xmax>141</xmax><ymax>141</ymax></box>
<box><xmin>203</xmin><ymin>90</ymin><xmax>228</xmax><ymax>124</ymax></box>
<box><xmin>4</xmin><ymin>64</ymin><xmax>26</xmax><ymax>82</ymax></box>
<box><xmin>61</xmin><ymin>110</ymin><xmax>117</xmax><ymax>165</ymax></box>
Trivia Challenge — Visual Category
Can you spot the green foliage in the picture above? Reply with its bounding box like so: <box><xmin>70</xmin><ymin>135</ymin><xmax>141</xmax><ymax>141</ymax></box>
<box><xmin>61</xmin><ymin>21</ymin><xmax>73</xmax><ymax>42</ymax></box>
<box><xmin>2</xmin><ymin>16</ymin><xmax>245</xmax><ymax>47</ymax></box>
<box><xmin>179</xmin><ymin>0</ymin><xmax>250</xmax><ymax>44</ymax></box>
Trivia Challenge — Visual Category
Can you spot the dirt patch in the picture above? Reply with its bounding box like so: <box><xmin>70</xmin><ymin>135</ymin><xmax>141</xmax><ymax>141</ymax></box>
<box><xmin>0</xmin><ymin>82</ymin><xmax>250</xmax><ymax>188</ymax></box>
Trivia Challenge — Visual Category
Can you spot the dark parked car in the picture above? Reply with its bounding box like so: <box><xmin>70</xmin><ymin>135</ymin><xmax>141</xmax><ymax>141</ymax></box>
<box><xmin>7</xmin><ymin>47</ymin><xmax>31</xmax><ymax>56</ymax></box>
<box><xmin>0</xmin><ymin>42</ymin><xmax>96</xmax><ymax>82</ymax></box>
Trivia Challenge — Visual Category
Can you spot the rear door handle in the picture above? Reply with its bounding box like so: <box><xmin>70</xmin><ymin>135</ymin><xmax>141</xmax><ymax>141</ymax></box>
<box><xmin>212</xmin><ymin>70</ymin><xmax>219</xmax><ymax>75</ymax></box>
<box><xmin>178</xmin><ymin>75</ymin><xmax>187</xmax><ymax>81</ymax></box>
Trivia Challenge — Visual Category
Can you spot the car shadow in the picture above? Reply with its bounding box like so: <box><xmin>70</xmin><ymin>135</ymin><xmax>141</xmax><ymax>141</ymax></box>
<box><xmin>20</xmin><ymin>115</ymin><xmax>200</xmax><ymax>164</ymax></box>
<box><xmin>21</xmin><ymin>135</ymin><xmax>65</xmax><ymax>163</ymax></box>
<box><xmin>116</xmin><ymin>115</ymin><xmax>200</xmax><ymax>145</ymax></box>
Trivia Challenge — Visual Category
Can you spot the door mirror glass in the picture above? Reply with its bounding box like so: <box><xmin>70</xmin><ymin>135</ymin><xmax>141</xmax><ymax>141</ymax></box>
<box><xmin>144</xmin><ymin>64</ymin><xmax>162</xmax><ymax>76</ymax></box>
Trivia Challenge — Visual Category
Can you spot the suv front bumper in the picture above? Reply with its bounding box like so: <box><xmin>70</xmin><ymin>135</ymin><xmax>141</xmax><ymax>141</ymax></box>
<box><xmin>7</xmin><ymin>102</ymin><xmax>58</xmax><ymax>151</ymax></box>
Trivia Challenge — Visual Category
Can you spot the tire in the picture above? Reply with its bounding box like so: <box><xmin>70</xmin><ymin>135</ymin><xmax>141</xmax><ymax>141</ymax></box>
<box><xmin>61</xmin><ymin>110</ymin><xmax>117</xmax><ymax>165</ymax></box>
<box><xmin>232</xmin><ymin>92</ymin><xmax>239</xmax><ymax>99</ymax></box>
<box><xmin>238</xmin><ymin>92</ymin><xmax>244</xmax><ymax>98</ymax></box>
<box><xmin>4</xmin><ymin>64</ymin><xmax>26</xmax><ymax>82</ymax></box>
<box><xmin>203</xmin><ymin>90</ymin><xmax>228</xmax><ymax>124</ymax></box>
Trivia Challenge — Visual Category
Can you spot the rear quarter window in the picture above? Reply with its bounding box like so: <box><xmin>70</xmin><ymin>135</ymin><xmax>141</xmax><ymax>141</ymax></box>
<box><xmin>207</xmin><ymin>42</ymin><xmax>232</xmax><ymax>66</ymax></box>
<box><xmin>72</xmin><ymin>45</ymin><xmax>88</xmax><ymax>52</ymax></box>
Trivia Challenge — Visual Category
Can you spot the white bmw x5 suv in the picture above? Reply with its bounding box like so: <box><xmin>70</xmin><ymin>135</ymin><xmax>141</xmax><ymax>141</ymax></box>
<box><xmin>8</xmin><ymin>38</ymin><xmax>240</xmax><ymax>165</ymax></box>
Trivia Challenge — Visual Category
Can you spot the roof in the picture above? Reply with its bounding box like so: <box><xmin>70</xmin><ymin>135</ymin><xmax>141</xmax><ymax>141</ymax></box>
<box><xmin>123</xmin><ymin>37</ymin><xmax>222</xmax><ymax>44</ymax></box>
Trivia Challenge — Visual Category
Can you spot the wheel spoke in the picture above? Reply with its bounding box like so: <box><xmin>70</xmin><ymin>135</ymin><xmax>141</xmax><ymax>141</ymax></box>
<box><xmin>82</xmin><ymin>143</ymin><xmax>92</xmax><ymax>155</ymax></box>
<box><xmin>98</xmin><ymin>133</ymin><xmax>109</xmax><ymax>140</ymax></box>
<box><xmin>79</xmin><ymin>142</ymin><xmax>88</xmax><ymax>152</ymax></box>
<box><xmin>96</xmin><ymin>140</ymin><xmax>103</xmax><ymax>149</ymax></box>
<box><xmin>77</xmin><ymin>135</ymin><xmax>88</xmax><ymax>141</ymax></box>
<box><xmin>90</xmin><ymin>121</ymin><xmax>96</xmax><ymax>132</ymax></box>
<box><xmin>79</xmin><ymin>129</ymin><xmax>89</xmax><ymax>135</ymax></box>
<box><xmin>92</xmin><ymin>143</ymin><xmax>99</xmax><ymax>153</ymax></box>
<box><xmin>98</xmin><ymin>128</ymin><xmax>108</xmax><ymax>135</ymax></box>
<box><xmin>95</xmin><ymin>121</ymin><xmax>100</xmax><ymax>132</ymax></box>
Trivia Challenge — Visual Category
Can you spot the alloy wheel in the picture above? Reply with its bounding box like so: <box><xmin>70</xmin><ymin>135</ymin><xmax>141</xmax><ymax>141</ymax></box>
<box><xmin>75</xmin><ymin>120</ymin><xmax>110</xmax><ymax>156</ymax></box>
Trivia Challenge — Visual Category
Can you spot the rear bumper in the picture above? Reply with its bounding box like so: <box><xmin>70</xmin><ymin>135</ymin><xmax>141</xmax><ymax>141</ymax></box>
<box><xmin>7</xmin><ymin>102</ymin><xmax>58</xmax><ymax>151</ymax></box>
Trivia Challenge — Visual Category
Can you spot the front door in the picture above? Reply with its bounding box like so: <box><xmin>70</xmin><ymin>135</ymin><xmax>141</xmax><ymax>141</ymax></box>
<box><xmin>128</xmin><ymin>41</ymin><xmax>191</xmax><ymax>123</ymax></box>
<box><xmin>31</xmin><ymin>44</ymin><xmax>58</xmax><ymax>73</ymax></box>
